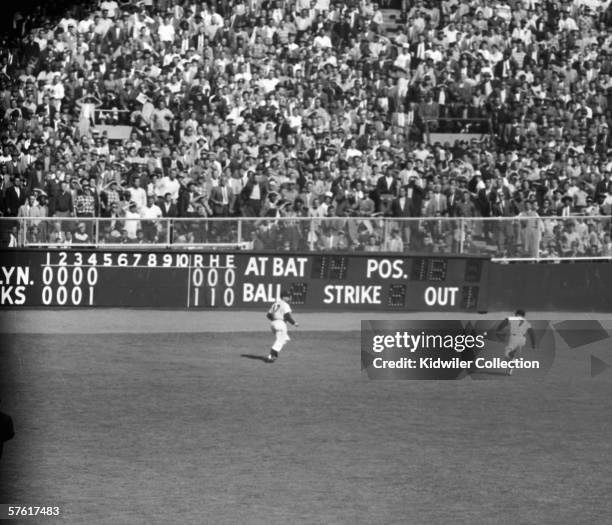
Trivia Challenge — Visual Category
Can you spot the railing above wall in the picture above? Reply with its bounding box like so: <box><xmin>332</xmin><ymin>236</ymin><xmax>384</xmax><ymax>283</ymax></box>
<box><xmin>1</xmin><ymin>215</ymin><xmax>610</xmax><ymax>262</ymax></box>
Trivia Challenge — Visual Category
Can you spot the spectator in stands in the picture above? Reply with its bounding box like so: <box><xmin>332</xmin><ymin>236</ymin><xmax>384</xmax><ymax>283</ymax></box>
<box><xmin>385</xmin><ymin>227</ymin><xmax>404</xmax><ymax>251</ymax></box>
<box><xmin>140</xmin><ymin>195</ymin><xmax>162</xmax><ymax>242</ymax></box>
<box><xmin>123</xmin><ymin>202</ymin><xmax>140</xmax><ymax>240</ymax></box>
<box><xmin>160</xmin><ymin>193</ymin><xmax>178</xmax><ymax>218</ymax></box>
<box><xmin>49</xmin><ymin>221</ymin><xmax>71</xmax><ymax>244</ymax></box>
<box><xmin>3</xmin><ymin>175</ymin><xmax>26</xmax><ymax>217</ymax></box>
<box><xmin>209</xmin><ymin>176</ymin><xmax>231</xmax><ymax>217</ymax></box>
<box><xmin>73</xmin><ymin>221</ymin><xmax>90</xmax><ymax>244</ymax></box>
<box><xmin>17</xmin><ymin>193</ymin><xmax>45</xmax><ymax>222</ymax></box>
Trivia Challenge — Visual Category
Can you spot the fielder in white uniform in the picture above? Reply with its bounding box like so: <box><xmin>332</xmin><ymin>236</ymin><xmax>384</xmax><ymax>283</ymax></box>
<box><xmin>265</xmin><ymin>290</ymin><xmax>298</xmax><ymax>363</ymax></box>
<box><xmin>496</xmin><ymin>310</ymin><xmax>536</xmax><ymax>375</ymax></box>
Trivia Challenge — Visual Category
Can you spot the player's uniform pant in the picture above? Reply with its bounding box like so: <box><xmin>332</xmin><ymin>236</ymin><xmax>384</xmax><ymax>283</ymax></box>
<box><xmin>270</xmin><ymin>320</ymin><xmax>290</xmax><ymax>352</ymax></box>
<box><xmin>505</xmin><ymin>335</ymin><xmax>526</xmax><ymax>358</ymax></box>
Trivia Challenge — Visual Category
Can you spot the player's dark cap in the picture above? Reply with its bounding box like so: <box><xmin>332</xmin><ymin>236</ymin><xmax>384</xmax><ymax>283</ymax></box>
<box><xmin>280</xmin><ymin>289</ymin><xmax>291</xmax><ymax>298</ymax></box>
<box><xmin>515</xmin><ymin>309</ymin><xmax>526</xmax><ymax>317</ymax></box>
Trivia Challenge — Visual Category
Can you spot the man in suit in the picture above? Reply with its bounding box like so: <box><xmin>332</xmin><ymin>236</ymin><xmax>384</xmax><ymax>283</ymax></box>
<box><xmin>210</xmin><ymin>175</ymin><xmax>231</xmax><ymax>217</ymax></box>
<box><xmin>446</xmin><ymin>181</ymin><xmax>463</xmax><ymax>217</ymax></box>
<box><xmin>192</xmin><ymin>26</ymin><xmax>208</xmax><ymax>53</ymax></box>
<box><xmin>425</xmin><ymin>183</ymin><xmax>448</xmax><ymax>216</ymax></box>
<box><xmin>241</xmin><ymin>173</ymin><xmax>267</xmax><ymax>217</ymax></box>
<box><xmin>214</xmin><ymin>19</ymin><xmax>236</xmax><ymax>47</ymax></box>
<box><xmin>375</xmin><ymin>168</ymin><xmax>399</xmax><ymax>214</ymax></box>
<box><xmin>494</xmin><ymin>52</ymin><xmax>517</xmax><ymax>79</ymax></box>
<box><xmin>411</xmin><ymin>33</ymin><xmax>430</xmax><ymax>70</ymax></box>
<box><xmin>104</xmin><ymin>20</ymin><xmax>129</xmax><ymax>46</ymax></box>
<box><xmin>391</xmin><ymin>185</ymin><xmax>419</xmax><ymax>248</ymax></box>
<box><xmin>405</xmin><ymin>178</ymin><xmax>424</xmax><ymax>216</ymax></box>
<box><xmin>160</xmin><ymin>193</ymin><xmax>178</xmax><ymax>217</ymax></box>
<box><xmin>492</xmin><ymin>189</ymin><xmax>519</xmax><ymax>254</ymax></box>
<box><xmin>307</xmin><ymin>141</ymin><xmax>328</xmax><ymax>163</ymax></box>
<box><xmin>23</xmin><ymin>161</ymin><xmax>44</xmax><ymax>193</ymax></box>
<box><xmin>36</xmin><ymin>94</ymin><xmax>57</xmax><ymax>121</ymax></box>
<box><xmin>3</xmin><ymin>176</ymin><xmax>27</xmax><ymax>217</ymax></box>
<box><xmin>391</xmin><ymin>185</ymin><xmax>418</xmax><ymax>216</ymax></box>
<box><xmin>103</xmin><ymin>20</ymin><xmax>129</xmax><ymax>53</ymax></box>
<box><xmin>177</xmin><ymin>181</ymin><xmax>196</xmax><ymax>217</ymax></box>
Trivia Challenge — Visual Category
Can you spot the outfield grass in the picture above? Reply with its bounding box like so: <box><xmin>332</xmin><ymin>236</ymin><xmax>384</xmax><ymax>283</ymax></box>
<box><xmin>1</xmin><ymin>331</ymin><xmax>612</xmax><ymax>524</ymax></box>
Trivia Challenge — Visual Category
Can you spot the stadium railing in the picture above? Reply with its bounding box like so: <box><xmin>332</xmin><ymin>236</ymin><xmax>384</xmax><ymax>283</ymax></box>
<box><xmin>1</xmin><ymin>215</ymin><xmax>610</xmax><ymax>261</ymax></box>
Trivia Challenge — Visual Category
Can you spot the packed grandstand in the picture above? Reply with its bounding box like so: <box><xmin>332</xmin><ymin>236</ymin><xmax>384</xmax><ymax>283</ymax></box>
<box><xmin>0</xmin><ymin>0</ymin><xmax>611</xmax><ymax>256</ymax></box>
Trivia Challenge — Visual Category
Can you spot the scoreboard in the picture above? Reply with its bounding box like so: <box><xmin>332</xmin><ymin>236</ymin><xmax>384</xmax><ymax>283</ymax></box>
<box><xmin>0</xmin><ymin>249</ymin><xmax>489</xmax><ymax>311</ymax></box>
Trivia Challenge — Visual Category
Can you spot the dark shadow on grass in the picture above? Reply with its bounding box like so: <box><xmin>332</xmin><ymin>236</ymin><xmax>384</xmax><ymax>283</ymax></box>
<box><xmin>240</xmin><ymin>354</ymin><xmax>269</xmax><ymax>363</ymax></box>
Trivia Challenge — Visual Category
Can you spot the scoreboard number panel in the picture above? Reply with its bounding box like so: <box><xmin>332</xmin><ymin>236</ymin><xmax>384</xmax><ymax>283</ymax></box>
<box><xmin>387</xmin><ymin>284</ymin><xmax>407</xmax><ymax>308</ymax></box>
<box><xmin>0</xmin><ymin>250</ymin><xmax>489</xmax><ymax>311</ymax></box>
<box><xmin>409</xmin><ymin>258</ymin><xmax>448</xmax><ymax>282</ymax></box>
<box><xmin>464</xmin><ymin>259</ymin><xmax>483</xmax><ymax>282</ymax></box>
<box><xmin>311</xmin><ymin>256</ymin><xmax>349</xmax><ymax>280</ymax></box>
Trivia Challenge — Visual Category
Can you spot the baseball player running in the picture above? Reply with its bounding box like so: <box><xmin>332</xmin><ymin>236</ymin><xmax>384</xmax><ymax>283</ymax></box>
<box><xmin>496</xmin><ymin>309</ymin><xmax>536</xmax><ymax>375</ymax></box>
<box><xmin>265</xmin><ymin>290</ymin><xmax>299</xmax><ymax>363</ymax></box>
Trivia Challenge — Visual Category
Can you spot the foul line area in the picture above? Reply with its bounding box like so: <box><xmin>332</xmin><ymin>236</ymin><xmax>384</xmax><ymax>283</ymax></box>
<box><xmin>1</xmin><ymin>310</ymin><xmax>612</xmax><ymax>334</ymax></box>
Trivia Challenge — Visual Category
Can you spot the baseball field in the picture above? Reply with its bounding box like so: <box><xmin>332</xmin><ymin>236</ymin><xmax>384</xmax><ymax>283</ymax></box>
<box><xmin>1</xmin><ymin>310</ymin><xmax>612</xmax><ymax>525</ymax></box>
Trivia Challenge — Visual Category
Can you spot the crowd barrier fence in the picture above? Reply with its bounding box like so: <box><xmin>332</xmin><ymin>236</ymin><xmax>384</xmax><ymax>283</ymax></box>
<box><xmin>1</xmin><ymin>215</ymin><xmax>610</xmax><ymax>261</ymax></box>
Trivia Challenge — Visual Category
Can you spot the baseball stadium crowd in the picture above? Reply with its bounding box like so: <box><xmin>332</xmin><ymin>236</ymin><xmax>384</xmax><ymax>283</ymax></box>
<box><xmin>0</xmin><ymin>0</ymin><xmax>612</xmax><ymax>257</ymax></box>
